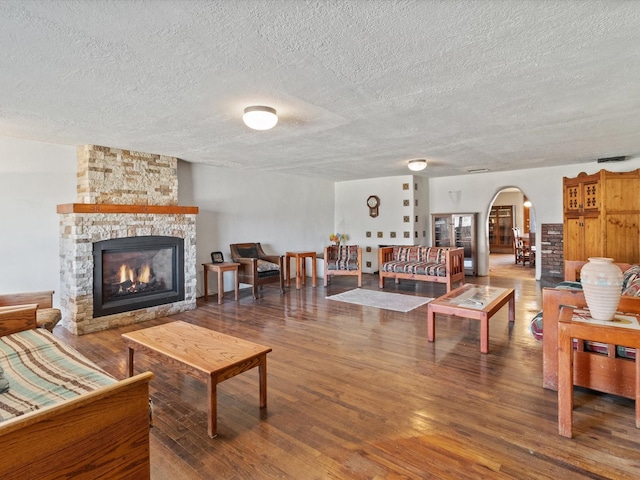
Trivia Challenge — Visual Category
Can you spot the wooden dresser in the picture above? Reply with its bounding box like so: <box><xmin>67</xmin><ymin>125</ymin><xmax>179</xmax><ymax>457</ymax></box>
<box><xmin>563</xmin><ymin>168</ymin><xmax>640</xmax><ymax>264</ymax></box>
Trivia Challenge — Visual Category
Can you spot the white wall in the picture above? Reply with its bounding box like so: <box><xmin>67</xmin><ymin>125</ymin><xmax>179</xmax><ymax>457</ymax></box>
<box><xmin>335</xmin><ymin>175</ymin><xmax>428</xmax><ymax>273</ymax></box>
<box><xmin>0</xmin><ymin>137</ymin><xmax>77</xmax><ymax>305</ymax></box>
<box><xmin>428</xmin><ymin>156</ymin><xmax>640</xmax><ymax>277</ymax></box>
<box><xmin>178</xmin><ymin>161</ymin><xmax>335</xmax><ymax>296</ymax></box>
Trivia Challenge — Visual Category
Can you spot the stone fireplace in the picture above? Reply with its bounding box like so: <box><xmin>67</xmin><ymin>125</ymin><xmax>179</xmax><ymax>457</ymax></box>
<box><xmin>93</xmin><ymin>235</ymin><xmax>185</xmax><ymax>317</ymax></box>
<box><xmin>58</xmin><ymin>145</ymin><xmax>198</xmax><ymax>335</ymax></box>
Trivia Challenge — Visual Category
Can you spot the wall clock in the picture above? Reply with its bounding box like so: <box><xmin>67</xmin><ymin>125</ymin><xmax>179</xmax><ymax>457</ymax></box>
<box><xmin>367</xmin><ymin>195</ymin><xmax>380</xmax><ymax>218</ymax></box>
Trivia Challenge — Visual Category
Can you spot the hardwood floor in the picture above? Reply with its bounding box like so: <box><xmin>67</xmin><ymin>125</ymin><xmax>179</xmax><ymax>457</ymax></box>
<box><xmin>55</xmin><ymin>269</ymin><xmax>640</xmax><ymax>479</ymax></box>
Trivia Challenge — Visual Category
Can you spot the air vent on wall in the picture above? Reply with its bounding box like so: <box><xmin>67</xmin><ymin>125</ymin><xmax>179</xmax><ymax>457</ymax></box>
<box><xmin>597</xmin><ymin>156</ymin><xmax>627</xmax><ymax>163</ymax></box>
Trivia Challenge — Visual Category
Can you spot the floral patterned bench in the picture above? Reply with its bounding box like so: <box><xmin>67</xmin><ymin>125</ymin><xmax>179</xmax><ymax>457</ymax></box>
<box><xmin>378</xmin><ymin>246</ymin><xmax>465</xmax><ymax>292</ymax></box>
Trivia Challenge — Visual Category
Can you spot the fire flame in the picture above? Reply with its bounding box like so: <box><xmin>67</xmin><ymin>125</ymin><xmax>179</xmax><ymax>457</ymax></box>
<box><xmin>138</xmin><ymin>264</ymin><xmax>151</xmax><ymax>283</ymax></box>
<box><xmin>117</xmin><ymin>263</ymin><xmax>151</xmax><ymax>293</ymax></box>
<box><xmin>119</xmin><ymin>264</ymin><xmax>134</xmax><ymax>284</ymax></box>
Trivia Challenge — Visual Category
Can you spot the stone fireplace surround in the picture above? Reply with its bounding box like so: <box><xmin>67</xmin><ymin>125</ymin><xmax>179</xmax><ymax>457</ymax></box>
<box><xmin>58</xmin><ymin>145</ymin><xmax>198</xmax><ymax>335</ymax></box>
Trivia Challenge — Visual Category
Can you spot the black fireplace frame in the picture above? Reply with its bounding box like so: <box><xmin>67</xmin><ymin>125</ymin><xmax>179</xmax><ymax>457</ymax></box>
<box><xmin>93</xmin><ymin>235</ymin><xmax>185</xmax><ymax>317</ymax></box>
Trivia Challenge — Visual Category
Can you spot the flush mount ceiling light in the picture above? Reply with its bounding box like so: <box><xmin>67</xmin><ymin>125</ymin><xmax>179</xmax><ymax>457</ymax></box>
<box><xmin>407</xmin><ymin>159</ymin><xmax>427</xmax><ymax>172</ymax></box>
<box><xmin>243</xmin><ymin>106</ymin><xmax>278</xmax><ymax>130</ymax></box>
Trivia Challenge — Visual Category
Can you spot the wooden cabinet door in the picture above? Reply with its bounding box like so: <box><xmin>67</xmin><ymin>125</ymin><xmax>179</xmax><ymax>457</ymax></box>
<box><xmin>582</xmin><ymin>180</ymin><xmax>600</xmax><ymax>212</ymax></box>
<box><xmin>605</xmin><ymin>213</ymin><xmax>640</xmax><ymax>263</ymax></box>
<box><xmin>564</xmin><ymin>218</ymin><xmax>583</xmax><ymax>261</ymax></box>
<box><xmin>583</xmin><ymin>216</ymin><xmax>602</xmax><ymax>259</ymax></box>
<box><xmin>564</xmin><ymin>215</ymin><xmax>601</xmax><ymax>261</ymax></box>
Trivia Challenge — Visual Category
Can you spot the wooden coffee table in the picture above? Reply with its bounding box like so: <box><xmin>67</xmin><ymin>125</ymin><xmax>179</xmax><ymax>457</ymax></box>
<box><xmin>122</xmin><ymin>321</ymin><xmax>272</xmax><ymax>437</ymax></box>
<box><xmin>427</xmin><ymin>283</ymin><xmax>515</xmax><ymax>353</ymax></box>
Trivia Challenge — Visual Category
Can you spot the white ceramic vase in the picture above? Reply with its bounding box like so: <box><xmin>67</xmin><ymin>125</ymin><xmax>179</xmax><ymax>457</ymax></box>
<box><xmin>580</xmin><ymin>257</ymin><xmax>623</xmax><ymax>321</ymax></box>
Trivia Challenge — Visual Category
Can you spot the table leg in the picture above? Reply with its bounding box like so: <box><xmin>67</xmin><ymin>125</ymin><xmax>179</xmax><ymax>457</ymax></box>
<box><xmin>301</xmin><ymin>257</ymin><xmax>306</xmax><ymax>287</ymax></box>
<box><xmin>234</xmin><ymin>268</ymin><xmax>239</xmax><ymax>301</ymax></box>
<box><xmin>311</xmin><ymin>254</ymin><xmax>317</xmax><ymax>287</ymax></box>
<box><xmin>480</xmin><ymin>312</ymin><xmax>489</xmax><ymax>354</ymax></box>
<box><xmin>203</xmin><ymin>267</ymin><xmax>209</xmax><ymax>302</ymax></box>
<box><xmin>427</xmin><ymin>306</ymin><xmax>435</xmax><ymax>342</ymax></box>
<box><xmin>217</xmin><ymin>268</ymin><xmax>224</xmax><ymax>304</ymax></box>
<box><xmin>285</xmin><ymin>254</ymin><xmax>291</xmax><ymax>287</ymax></box>
<box><xmin>259</xmin><ymin>355</ymin><xmax>268</xmax><ymax>409</ymax></box>
<box><xmin>127</xmin><ymin>347</ymin><xmax>135</xmax><ymax>377</ymax></box>
<box><xmin>296</xmin><ymin>256</ymin><xmax>302</xmax><ymax>289</ymax></box>
<box><xmin>508</xmin><ymin>295</ymin><xmax>515</xmax><ymax>323</ymax></box>
<box><xmin>208</xmin><ymin>375</ymin><xmax>218</xmax><ymax>438</ymax></box>
<box><xmin>558</xmin><ymin>324</ymin><xmax>573</xmax><ymax>438</ymax></box>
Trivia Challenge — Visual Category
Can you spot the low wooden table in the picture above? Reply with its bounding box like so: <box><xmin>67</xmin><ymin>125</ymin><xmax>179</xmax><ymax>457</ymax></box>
<box><xmin>203</xmin><ymin>262</ymin><xmax>239</xmax><ymax>304</ymax></box>
<box><xmin>558</xmin><ymin>306</ymin><xmax>640</xmax><ymax>438</ymax></box>
<box><xmin>427</xmin><ymin>283</ymin><xmax>515</xmax><ymax>353</ymax></box>
<box><xmin>122</xmin><ymin>321</ymin><xmax>272</xmax><ymax>437</ymax></box>
<box><xmin>285</xmin><ymin>251</ymin><xmax>317</xmax><ymax>289</ymax></box>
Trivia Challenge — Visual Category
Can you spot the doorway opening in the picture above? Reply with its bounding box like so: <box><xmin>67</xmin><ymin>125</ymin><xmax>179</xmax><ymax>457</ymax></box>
<box><xmin>487</xmin><ymin>187</ymin><xmax>536</xmax><ymax>278</ymax></box>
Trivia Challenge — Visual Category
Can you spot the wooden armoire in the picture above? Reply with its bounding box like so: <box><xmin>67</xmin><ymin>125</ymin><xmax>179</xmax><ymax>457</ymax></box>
<box><xmin>563</xmin><ymin>168</ymin><xmax>640</xmax><ymax>264</ymax></box>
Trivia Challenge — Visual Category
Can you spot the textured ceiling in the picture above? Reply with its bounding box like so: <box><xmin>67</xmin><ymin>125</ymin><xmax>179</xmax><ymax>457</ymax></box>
<box><xmin>1</xmin><ymin>0</ymin><xmax>640</xmax><ymax>181</ymax></box>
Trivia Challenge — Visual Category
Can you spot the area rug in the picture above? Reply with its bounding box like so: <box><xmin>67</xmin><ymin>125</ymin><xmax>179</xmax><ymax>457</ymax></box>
<box><xmin>326</xmin><ymin>289</ymin><xmax>433</xmax><ymax>313</ymax></box>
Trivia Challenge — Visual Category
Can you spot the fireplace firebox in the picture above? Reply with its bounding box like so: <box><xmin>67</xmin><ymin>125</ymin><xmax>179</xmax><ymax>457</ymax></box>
<box><xmin>93</xmin><ymin>236</ymin><xmax>185</xmax><ymax>317</ymax></box>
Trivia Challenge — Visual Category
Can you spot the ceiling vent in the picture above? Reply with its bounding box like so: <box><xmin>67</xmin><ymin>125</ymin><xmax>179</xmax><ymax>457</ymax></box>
<box><xmin>597</xmin><ymin>156</ymin><xmax>627</xmax><ymax>163</ymax></box>
<box><xmin>467</xmin><ymin>168</ymin><xmax>490</xmax><ymax>173</ymax></box>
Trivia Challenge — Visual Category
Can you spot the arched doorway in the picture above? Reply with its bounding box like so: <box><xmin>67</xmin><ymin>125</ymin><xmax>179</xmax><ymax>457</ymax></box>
<box><xmin>486</xmin><ymin>187</ymin><xmax>536</xmax><ymax>278</ymax></box>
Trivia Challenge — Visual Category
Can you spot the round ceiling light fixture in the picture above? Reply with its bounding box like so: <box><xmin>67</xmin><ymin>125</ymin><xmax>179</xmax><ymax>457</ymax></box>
<box><xmin>407</xmin><ymin>159</ymin><xmax>427</xmax><ymax>172</ymax></box>
<box><xmin>243</xmin><ymin>105</ymin><xmax>278</xmax><ymax>130</ymax></box>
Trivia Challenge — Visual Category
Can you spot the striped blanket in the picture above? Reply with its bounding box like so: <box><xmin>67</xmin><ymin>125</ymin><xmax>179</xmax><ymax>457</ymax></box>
<box><xmin>0</xmin><ymin>328</ymin><xmax>116</xmax><ymax>422</ymax></box>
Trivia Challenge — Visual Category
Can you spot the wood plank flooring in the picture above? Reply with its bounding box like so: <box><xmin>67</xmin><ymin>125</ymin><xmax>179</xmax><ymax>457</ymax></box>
<box><xmin>55</xmin><ymin>262</ymin><xmax>640</xmax><ymax>479</ymax></box>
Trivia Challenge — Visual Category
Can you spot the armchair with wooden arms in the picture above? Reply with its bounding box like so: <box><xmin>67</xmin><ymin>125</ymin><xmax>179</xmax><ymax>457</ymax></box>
<box><xmin>324</xmin><ymin>245</ymin><xmax>362</xmax><ymax>287</ymax></box>
<box><xmin>230</xmin><ymin>243</ymin><xmax>285</xmax><ymax>299</ymax></box>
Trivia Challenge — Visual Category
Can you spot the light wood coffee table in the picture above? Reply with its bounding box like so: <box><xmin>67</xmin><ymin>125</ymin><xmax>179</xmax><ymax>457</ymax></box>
<box><xmin>427</xmin><ymin>283</ymin><xmax>515</xmax><ymax>353</ymax></box>
<box><xmin>122</xmin><ymin>321</ymin><xmax>272</xmax><ymax>437</ymax></box>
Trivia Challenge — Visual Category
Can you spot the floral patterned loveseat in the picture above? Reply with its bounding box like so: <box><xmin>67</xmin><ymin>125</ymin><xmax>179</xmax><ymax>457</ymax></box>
<box><xmin>378</xmin><ymin>245</ymin><xmax>465</xmax><ymax>292</ymax></box>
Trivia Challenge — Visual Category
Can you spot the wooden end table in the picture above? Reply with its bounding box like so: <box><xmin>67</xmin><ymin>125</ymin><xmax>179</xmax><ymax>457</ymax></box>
<box><xmin>203</xmin><ymin>262</ymin><xmax>239</xmax><ymax>304</ymax></box>
<box><xmin>427</xmin><ymin>283</ymin><xmax>515</xmax><ymax>353</ymax></box>
<box><xmin>558</xmin><ymin>306</ymin><xmax>640</xmax><ymax>438</ymax></box>
<box><xmin>122</xmin><ymin>321</ymin><xmax>272</xmax><ymax>437</ymax></box>
<box><xmin>285</xmin><ymin>251</ymin><xmax>317</xmax><ymax>289</ymax></box>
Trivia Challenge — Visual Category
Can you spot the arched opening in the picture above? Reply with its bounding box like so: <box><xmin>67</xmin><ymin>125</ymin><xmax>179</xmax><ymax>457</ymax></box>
<box><xmin>486</xmin><ymin>187</ymin><xmax>536</xmax><ymax>278</ymax></box>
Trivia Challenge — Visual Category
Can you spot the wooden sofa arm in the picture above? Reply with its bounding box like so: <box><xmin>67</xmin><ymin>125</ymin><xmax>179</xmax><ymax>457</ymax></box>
<box><xmin>378</xmin><ymin>247</ymin><xmax>394</xmax><ymax>266</ymax></box>
<box><xmin>0</xmin><ymin>291</ymin><xmax>54</xmax><ymax>309</ymax></box>
<box><xmin>0</xmin><ymin>305</ymin><xmax>38</xmax><ymax>336</ymax></box>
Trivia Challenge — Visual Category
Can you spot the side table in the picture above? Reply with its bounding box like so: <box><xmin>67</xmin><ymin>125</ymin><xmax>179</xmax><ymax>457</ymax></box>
<box><xmin>203</xmin><ymin>262</ymin><xmax>239</xmax><ymax>304</ymax></box>
<box><xmin>558</xmin><ymin>306</ymin><xmax>640</xmax><ymax>438</ymax></box>
<box><xmin>285</xmin><ymin>251</ymin><xmax>317</xmax><ymax>289</ymax></box>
